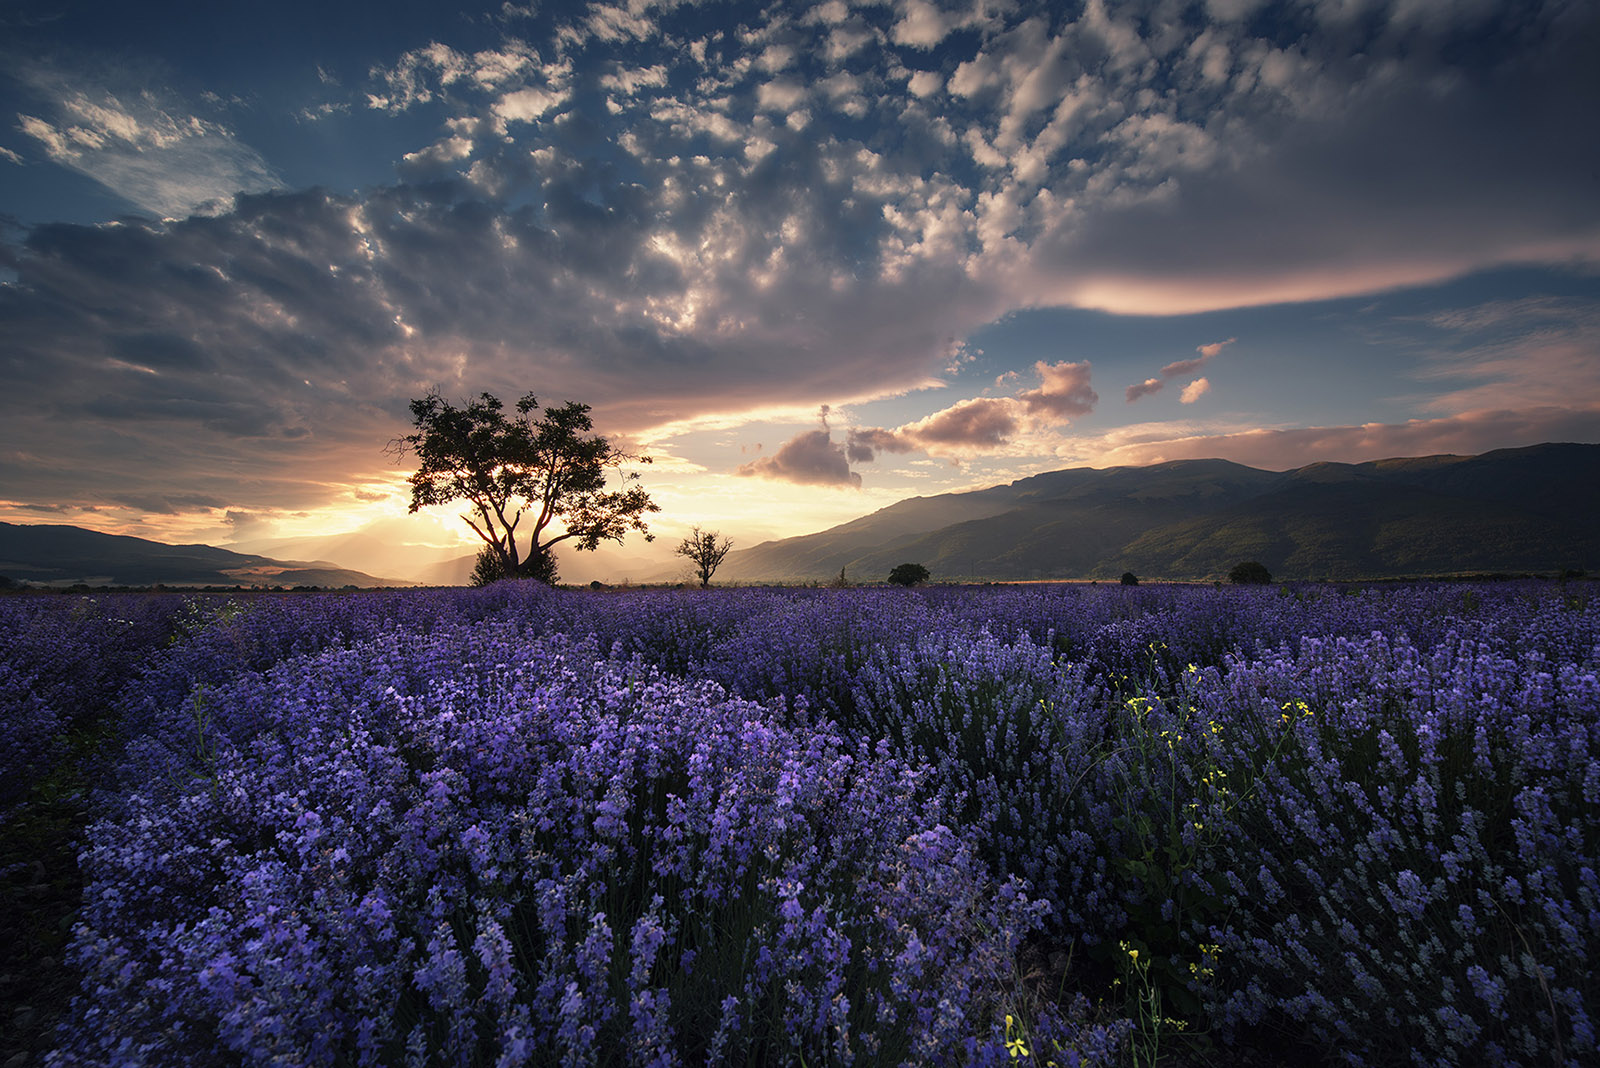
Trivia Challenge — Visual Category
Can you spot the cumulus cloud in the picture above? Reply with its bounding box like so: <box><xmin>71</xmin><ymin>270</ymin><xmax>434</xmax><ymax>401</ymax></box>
<box><xmin>600</xmin><ymin>64</ymin><xmax>668</xmax><ymax>95</ymax></box>
<box><xmin>584</xmin><ymin>4</ymin><xmax>658</xmax><ymax>43</ymax></box>
<box><xmin>494</xmin><ymin>87</ymin><xmax>566</xmax><ymax>123</ymax></box>
<box><xmin>1018</xmin><ymin>359</ymin><xmax>1097</xmax><ymax>419</ymax></box>
<box><xmin>906</xmin><ymin>69</ymin><xmax>945</xmax><ymax>97</ymax></box>
<box><xmin>849</xmin><ymin>360</ymin><xmax>1096</xmax><ymax>462</ymax></box>
<box><xmin>1179</xmin><ymin>377</ymin><xmax>1210</xmax><ymax>403</ymax></box>
<box><xmin>737</xmin><ymin>410</ymin><xmax>861</xmax><ymax>488</ymax></box>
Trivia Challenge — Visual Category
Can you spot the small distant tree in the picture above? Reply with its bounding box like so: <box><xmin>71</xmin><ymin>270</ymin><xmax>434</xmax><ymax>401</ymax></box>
<box><xmin>676</xmin><ymin>526</ymin><xmax>733</xmax><ymax>588</ymax></box>
<box><xmin>391</xmin><ymin>390</ymin><xmax>657</xmax><ymax>584</ymax></box>
<box><xmin>1229</xmin><ymin>560</ymin><xmax>1273</xmax><ymax>585</ymax></box>
<box><xmin>1120</xmin><ymin>571</ymin><xmax>1139</xmax><ymax>586</ymax></box>
<box><xmin>887</xmin><ymin>562</ymin><xmax>930</xmax><ymax>587</ymax></box>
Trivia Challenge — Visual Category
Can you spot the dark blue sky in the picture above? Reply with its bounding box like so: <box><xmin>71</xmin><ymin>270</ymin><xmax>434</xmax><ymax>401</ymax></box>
<box><xmin>1</xmin><ymin>0</ymin><xmax>1597</xmax><ymax>563</ymax></box>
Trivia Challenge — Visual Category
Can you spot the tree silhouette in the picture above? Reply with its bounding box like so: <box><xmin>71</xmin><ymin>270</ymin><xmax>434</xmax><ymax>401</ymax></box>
<box><xmin>1229</xmin><ymin>560</ymin><xmax>1273</xmax><ymax>585</ymax></box>
<box><xmin>676</xmin><ymin>526</ymin><xmax>733</xmax><ymax>588</ymax></box>
<box><xmin>392</xmin><ymin>390</ymin><xmax>657</xmax><ymax>582</ymax></box>
<box><xmin>471</xmin><ymin>543</ymin><xmax>557</xmax><ymax>587</ymax></box>
<box><xmin>887</xmin><ymin>562</ymin><xmax>930</xmax><ymax>586</ymax></box>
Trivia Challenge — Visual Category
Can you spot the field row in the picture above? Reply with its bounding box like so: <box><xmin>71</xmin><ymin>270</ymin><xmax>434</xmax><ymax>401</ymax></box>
<box><xmin>3</xmin><ymin>581</ymin><xmax>1596</xmax><ymax>1065</ymax></box>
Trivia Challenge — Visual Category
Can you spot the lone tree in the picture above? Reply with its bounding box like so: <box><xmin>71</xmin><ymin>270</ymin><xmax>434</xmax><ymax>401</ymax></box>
<box><xmin>392</xmin><ymin>390</ymin><xmax>657</xmax><ymax>583</ymax></box>
<box><xmin>1229</xmin><ymin>560</ymin><xmax>1273</xmax><ymax>585</ymax></box>
<box><xmin>1120</xmin><ymin>571</ymin><xmax>1139</xmax><ymax>586</ymax></box>
<box><xmin>887</xmin><ymin>562</ymin><xmax>930</xmax><ymax>587</ymax></box>
<box><xmin>676</xmin><ymin>526</ymin><xmax>733</xmax><ymax>588</ymax></box>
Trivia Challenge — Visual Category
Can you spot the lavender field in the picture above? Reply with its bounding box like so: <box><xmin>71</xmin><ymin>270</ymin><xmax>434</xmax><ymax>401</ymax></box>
<box><xmin>2</xmin><ymin>580</ymin><xmax>1596</xmax><ymax>1066</ymax></box>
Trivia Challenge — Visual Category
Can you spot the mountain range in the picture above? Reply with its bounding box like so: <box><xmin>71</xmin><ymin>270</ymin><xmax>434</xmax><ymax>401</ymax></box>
<box><xmin>716</xmin><ymin>442</ymin><xmax>1599</xmax><ymax>582</ymax></box>
<box><xmin>0</xmin><ymin>523</ymin><xmax>410</xmax><ymax>588</ymax></box>
<box><xmin>2</xmin><ymin>443</ymin><xmax>1594</xmax><ymax>588</ymax></box>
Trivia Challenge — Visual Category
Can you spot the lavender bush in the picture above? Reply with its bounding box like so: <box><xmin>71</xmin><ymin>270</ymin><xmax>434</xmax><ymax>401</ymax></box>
<box><xmin>2</xmin><ymin>579</ymin><xmax>1593</xmax><ymax>1065</ymax></box>
<box><xmin>49</xmin><ymin>626</ymin><xmax>1052</xmax><ymax>1066</ymax></box>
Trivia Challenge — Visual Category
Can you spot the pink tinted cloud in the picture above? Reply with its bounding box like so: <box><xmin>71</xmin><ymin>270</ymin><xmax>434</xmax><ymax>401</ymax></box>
<box><xmin>1093</xmin><ymin>405</ymin><xmax>1600</xmax><ymax>470</ymax></box>
<box><xmin>1125</xmin><ymin>377</ymin><xmax>1163</xmax><ymax>402</ymax></box>
<box><xmin>849</xmin><ymin>360</ymin><xmax>1098</xmax><ymax>462</ymax></box>
<box><xmin>1018</xmin><ymin>360</ymin><xmax>1098</xmax><ymax>419</ymax></box>
<box><xmin>908</xmin><ymin>396</ymin><xmax>1022</xmax><ymax>445</ymax></box>
<box><xmin>1127</xmin><ymin>337</ymin><xmax>1234</xmax><ymax>401</ymax></box>
<box><xmin>849</xmin><ymin>397</ymin><xmax>1021</xmax><ymax>458</ymax></box>
<box><xmin>736</xmin><ymin>426</ymin><xmax>861</xmax><ymax>487</ymax></box>
<box><xmin>1179</xmin><ymin>377</ymin><xmax>1210</xmax><ymax>403</ymax></box>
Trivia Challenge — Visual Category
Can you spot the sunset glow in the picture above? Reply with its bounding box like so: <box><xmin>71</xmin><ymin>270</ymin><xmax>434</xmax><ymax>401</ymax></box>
<box><xmin>2</xmin><ymin>0</ymin><xmax>1596</xmax><ymax>580</ymax></box>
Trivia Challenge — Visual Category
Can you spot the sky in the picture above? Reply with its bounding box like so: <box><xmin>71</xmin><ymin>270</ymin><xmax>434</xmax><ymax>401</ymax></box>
<box><xmin>2</xmin><ymin>0</ymin><xmax>1598</xmax><ymax>581</ymax></box>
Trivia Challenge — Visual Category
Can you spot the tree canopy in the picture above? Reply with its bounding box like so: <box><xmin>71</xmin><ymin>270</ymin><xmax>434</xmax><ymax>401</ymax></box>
<box><xmin>1229</xmin><ymin>560</ymin><xmax>1273</xmax><ymax>585</ymax></box>
<box><xmin>393</xmin><ymin>390</ymin><xmax>657</xmax><ymax>582</ymax></box>
<box><xmin>887</xmin><ymin>563</ymin><xmax>930</xmax><ymax>587</ymax></box>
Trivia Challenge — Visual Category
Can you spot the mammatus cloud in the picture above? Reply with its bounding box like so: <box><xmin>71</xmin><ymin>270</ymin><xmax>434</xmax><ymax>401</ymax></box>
<box><xmin>1126</xmin><ymin>338</ymin><xmax>1233</xmax><ymax>402</ymax></box>
<box><xmin>736</xmin><ymin>407</ymin><xmax>861</xmax><ymax>488</ymax></box>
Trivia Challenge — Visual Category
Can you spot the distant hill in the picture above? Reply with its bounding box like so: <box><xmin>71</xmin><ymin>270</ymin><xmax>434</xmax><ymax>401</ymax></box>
<box><xmin>0</xmin><ymin>523</ymin><xmax>412</xmax><ymax>588</ymax></box>
<box><xmin>719</xmin><ymin>443</ymin><xmax>1600</xmax><ymax>582</ymax></box>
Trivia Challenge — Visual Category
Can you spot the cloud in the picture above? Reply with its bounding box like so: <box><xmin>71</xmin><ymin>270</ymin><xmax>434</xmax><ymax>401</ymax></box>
<box><xmin>1018</xmin><ymin>359</ymin><xmax>1097</xmax><ymax>419</ymax></box>
<box><xmin>906</xmin><ymin>69</ymin><xmax>944</xmax><ymax>97</ymax></box>
<box><xmin>903</xmin><ymin>397</ymin><xmax>1020</xmax><ymax>447</ymax></box>
<box><xmin>1126</xmin><ymin>377</ymin><xmax>1163</xmax><ymax>403</ymax></box>
<box><xmin>1089</xmin><ymin>405</ymin><xmax>1600</xmax><ymax>471</ymax></box>
<box><xmin>1127</xmin><ymin>338</ymin><xmax>1234</xmax><ymax>401</ymax></box>
<box><xmin>1163</xmin><ymin>337</ymin><xmax>1234</xmax><ymax>377</ymax></box>
<box><xmin>849</xmin><ymin>361</ymin><xmax>1096</xmax><ymax>462</ymax></box>
<box><xmin>494</xmin><ymin>87</ymin><xmax>566</xmax><ymax>123</ymax></box>
<box><xmin>5</xmin><ymin>2</ymin><xmax>1598</xmax><ymax>529</ymax></box>
<box><xmin>600</xmin><ymin>64</ymin><xmax>668</xmax><ymax>96</ymax></box>
<box><xmin>13</xmin><ymin>66</ymin><xmax>280</xmax><ymax>218</ymax></box>
<box><xmin>893</xmin><ymin>0</ymin><xmax>1016</xmax><ymax>51</ymax></box>
<box><xmin>736</xmin><ymin>412</ymin><xmax>861</xmax><ymax>488</ymax></box>
<box><xmin>996</xmin><ymin>4</ymin><xmax>1600</xmax><ymax>313</ymax></box>
<box><xmin>1401</xmin><ymin>297</ymin><xmax>1600</xmax><ymax>414</ymax></box>
<box><xmin>584</xmin><ymin>4</ymin><xmax>658</xmax><ymax>43</ymax></box>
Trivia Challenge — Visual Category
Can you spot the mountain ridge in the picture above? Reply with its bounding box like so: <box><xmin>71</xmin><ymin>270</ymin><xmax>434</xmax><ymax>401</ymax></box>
<box><xmin>718</xmin><ymin>442</ymin><xmax>1598</xmax><ymax>582</ymax></box>
<box><xmin>0</xmin><ymin>522</ymin><xmax>412</xmax><ymax>588</ymax></box>
<box><xmin>3</xmin><ymin>443</ymin><xmax>1593</xmax><ymax>587</ymax></box>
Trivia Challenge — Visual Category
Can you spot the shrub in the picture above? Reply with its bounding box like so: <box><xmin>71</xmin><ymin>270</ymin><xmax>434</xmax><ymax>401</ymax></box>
<box><xmin>1120</xmin><ymin>572</ymin><xmax>1139</xmax><ymax>586</ymax></box>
